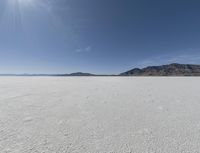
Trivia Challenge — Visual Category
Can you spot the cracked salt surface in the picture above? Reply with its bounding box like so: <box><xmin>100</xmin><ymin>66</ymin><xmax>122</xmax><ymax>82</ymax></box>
<box><xmin>0</xmin><ymin>77</ymin><xmax>200</xmax><ymax>153</ymax></box>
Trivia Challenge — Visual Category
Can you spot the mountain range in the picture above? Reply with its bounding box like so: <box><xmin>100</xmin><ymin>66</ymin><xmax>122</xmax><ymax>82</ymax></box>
<box><xmin>1</xmin><ymin>63</ymin><xmax>200</xmax><ymax>76</ymax></box>
<box><xmin>120</xmin><ymin>63</ymin><xmax>200</xmax><ymax>76</ymax></box>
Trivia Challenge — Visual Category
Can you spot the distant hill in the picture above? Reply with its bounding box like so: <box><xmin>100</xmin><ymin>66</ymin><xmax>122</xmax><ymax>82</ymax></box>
<box><xmin>57</xmin><ymin>72</ymin><xmax>115</xmax><ymax>76</ymax></box>
<box><xmin>120</xmin><ymin>63</ymin><xmax>200</xmax><ymax>76</ymax></box>
<box><xmin>0</xmin><ymin>72</ymin><xmax>96</xmax><ymax>77</ymax></box>
<box><xmin>68</xmin><ymin>72</ymin><xmax>95</xmax><ymax>76</ymax></box>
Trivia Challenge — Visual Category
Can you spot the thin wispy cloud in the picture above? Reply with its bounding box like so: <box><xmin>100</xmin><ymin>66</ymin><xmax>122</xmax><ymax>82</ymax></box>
<box><xmin>76</xmin><ymin>46</ymin><xmax>92</xmax><ymax>53</ymax></box>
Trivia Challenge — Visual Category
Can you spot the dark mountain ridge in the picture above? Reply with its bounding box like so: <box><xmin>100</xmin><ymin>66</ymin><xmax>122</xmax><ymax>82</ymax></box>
<box><xmin>120</xmin><ymin>63</ymin><xmax>200</xmax><ymax>76</ymax></box>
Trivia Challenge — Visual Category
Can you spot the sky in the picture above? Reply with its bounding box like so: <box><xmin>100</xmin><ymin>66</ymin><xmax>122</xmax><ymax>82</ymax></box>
<box><xmin>0</xmin><ymin>0</ymin><xmax>200</xmax><ymax>74</ymax></box>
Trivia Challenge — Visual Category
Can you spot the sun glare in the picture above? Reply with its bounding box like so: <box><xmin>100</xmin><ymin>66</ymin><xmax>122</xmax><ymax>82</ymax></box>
<box><xmin>10</xmin><ymin>0</ymin><xmax>35</xmax><ymax>6</ymax></box>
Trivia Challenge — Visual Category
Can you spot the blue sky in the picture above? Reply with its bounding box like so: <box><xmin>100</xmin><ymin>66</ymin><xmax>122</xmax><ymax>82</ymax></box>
<box><xmin>0</xmin><ymin>0</ymin><xmax>200</xmax><ymax>74</ymax></box>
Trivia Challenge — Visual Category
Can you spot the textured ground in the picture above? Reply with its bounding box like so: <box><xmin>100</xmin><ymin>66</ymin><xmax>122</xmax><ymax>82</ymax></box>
<box><xmin>0</xmin><ymin>77</ymin><xmax>200</xmax><ymax>153</ymax></box>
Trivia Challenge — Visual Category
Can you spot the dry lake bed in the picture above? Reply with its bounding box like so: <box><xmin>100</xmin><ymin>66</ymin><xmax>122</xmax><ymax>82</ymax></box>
<box><xmin>0</xmin><ymin>77</ymin><xmax>200</xmax><ymax>153</ymax></box>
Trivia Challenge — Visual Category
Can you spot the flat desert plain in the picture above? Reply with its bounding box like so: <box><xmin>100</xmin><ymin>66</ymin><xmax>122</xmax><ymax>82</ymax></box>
<box><xmin>0</xmin><ymin>77</ymin><xmax>200</xmax><ymax>153</ymax></box>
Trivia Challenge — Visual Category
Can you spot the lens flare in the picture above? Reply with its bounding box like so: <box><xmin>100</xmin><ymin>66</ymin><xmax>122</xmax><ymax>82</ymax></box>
<box><xmin>14</xmin><ymin>0</ymin><xmax>34</xmax><ymax>4</ymax></box>
<box><xmin>0</xmin><ymin>0</ymin><xmax>38</xmax><ymax>31</ymax></box>
<box><xmin>0</xmin><ymin>0</ymin><xmax>58</xmax><ymax>32</ymax></box>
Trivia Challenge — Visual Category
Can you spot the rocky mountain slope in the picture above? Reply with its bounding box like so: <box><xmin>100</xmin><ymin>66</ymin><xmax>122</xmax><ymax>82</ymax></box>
<box><xmin>120</xmin><ymin>63</ymin><xmax>200</xmax><ymax>76</ymax></box>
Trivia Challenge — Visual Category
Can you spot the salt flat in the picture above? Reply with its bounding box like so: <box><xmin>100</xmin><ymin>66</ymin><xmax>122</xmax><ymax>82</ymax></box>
<box><xmin>0</xmin><ymin>77</ymin><xmax>200</xmax><ymax>153</ymax></box>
